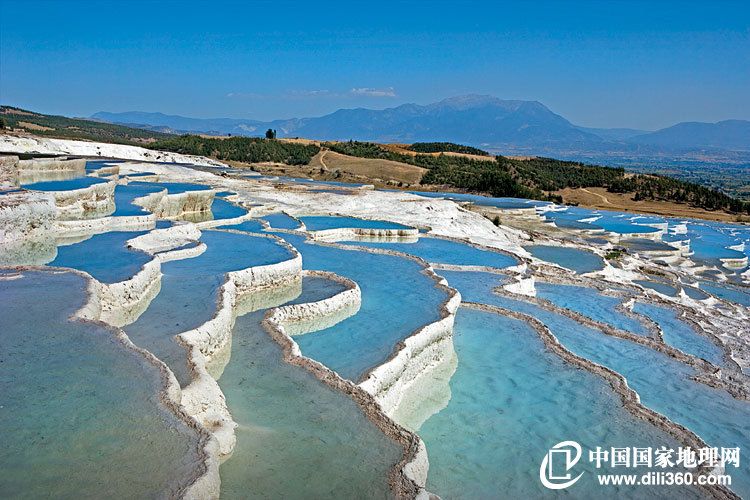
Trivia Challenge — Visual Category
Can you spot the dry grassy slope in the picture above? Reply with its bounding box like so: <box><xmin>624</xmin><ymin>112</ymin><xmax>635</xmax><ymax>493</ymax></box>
<box><xmin>308</xmin><ymin>150</ymin><xmax>426</xmax><ymax>184</ymax></box>
<box><xmin>382</xmin><ymin>143</ymin><xmax>496</xmax><ymax>162</ymax></box>
<box><xmin>556</xmin><ymin>186</ymin><xmax>748</xmax><ymax>223</ymax></box>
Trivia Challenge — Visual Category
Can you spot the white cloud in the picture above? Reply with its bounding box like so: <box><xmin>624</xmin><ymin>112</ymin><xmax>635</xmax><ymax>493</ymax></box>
<box><xmin>349</xmin><ymin>87</ymin><xmax>397</xmax><ymax>97</ymax></box>
<box><xmin>226</xmin><ymin>91</ymin><xmax>265</xmax><ymax>99</ymax></box>
<box><xmin>285</xmin><ymin>89</ymin><xmax>333</xmax><ymax>98</ymax></box>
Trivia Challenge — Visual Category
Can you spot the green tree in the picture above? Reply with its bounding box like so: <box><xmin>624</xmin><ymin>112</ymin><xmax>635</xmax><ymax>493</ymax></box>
<box><xmin>265</xmin><ymin>128</ymin><xmax>276</xmax><ymax>139</ymax></box>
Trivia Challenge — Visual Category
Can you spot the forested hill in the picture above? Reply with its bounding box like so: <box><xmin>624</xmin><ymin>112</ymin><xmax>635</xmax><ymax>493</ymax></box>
<box><xmin>0</xmin><ymin>106</ymin><xmax>171</xmax><ymax>144</ymax></box>
<box><xmin>407</xmin><ymin>142</ymin><xmax>489</xmax><ymax>155</ymax></box>
<box><xmin>148</xmin><ymin>135</ymin><xmax>321</xmax><ymax>165</ymax></box>
<box><xmin>328</xmin><ymin>141</ymin><xmax>750</xmax><ymax>215</ymax></box>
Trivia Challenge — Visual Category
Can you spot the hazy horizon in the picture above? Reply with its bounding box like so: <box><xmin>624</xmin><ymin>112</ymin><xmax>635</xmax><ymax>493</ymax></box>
<box><xmin>1</xmin><ymin>0</ymin><xmax>748</xmax><ymax>129</ymax></box>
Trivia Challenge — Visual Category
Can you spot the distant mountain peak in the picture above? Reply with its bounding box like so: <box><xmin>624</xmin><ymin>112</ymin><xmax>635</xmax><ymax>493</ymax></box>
<box><xmin>90</xmin><ymin>96</ymin><xmax>749</xmax><ymax>153</ymax></box>
<box><xmin>431</xmin><ymin>94</ymin><xmax>533</xmax><ymax>111</ymax></box>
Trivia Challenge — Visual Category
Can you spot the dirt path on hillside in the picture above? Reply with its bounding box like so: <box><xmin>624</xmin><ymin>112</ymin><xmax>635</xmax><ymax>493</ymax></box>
<box><xmin>580</xmin><ymin>187</ymin><xmax>613</xmax><ymax>205</ymax></box>
<box><xmin>319</xmin><ymin>150</ymin><xmax>329</xmax><ymax>169</ymax></box>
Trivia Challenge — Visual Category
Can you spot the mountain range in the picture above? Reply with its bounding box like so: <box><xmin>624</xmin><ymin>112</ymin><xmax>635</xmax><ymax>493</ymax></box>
<box><xmin>92</xmin><ymin>95</ymin><xmax>750</xmax><ymax>154</ymax></box>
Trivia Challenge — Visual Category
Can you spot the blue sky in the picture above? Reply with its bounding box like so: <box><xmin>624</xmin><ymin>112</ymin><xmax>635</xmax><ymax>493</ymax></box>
<box><xmin>1</xmin><ymin>0</ymin><xmax>748</xmax><ymax>129</ymax></box>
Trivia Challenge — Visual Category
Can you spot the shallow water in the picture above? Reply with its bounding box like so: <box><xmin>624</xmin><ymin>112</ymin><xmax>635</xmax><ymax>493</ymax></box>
<box><xmin>219</xmin><ymin>278</ymin><xmax>401</xmax><ymax>498</ymax></box>
<box><xmin>525</xmin><ymin>244</ymin><xmax>604</xmax><ymax>273</ymax></box>
<box><xmin>113</xmin><ymin>182</ymin><xmax>164</xmax><ymax>216</ymax></box>
<box><xmin>535</xmin><ymin>282</ymin><xmax>651</xmax><ymax>336</ymax></box>
<box><xmin>595</xmin><ymin>212</ymin><xmax>662</xmax><ymax>234</ymax></box>
<box><xmin>266</xmin><ymin>232</ymin><xmax>448</xmax><ymax>381</ymax></box>
<box><xmin>632</xmin><ymin>302</ymin><xmax>724</xmax><ymax>365</ymax></box>
<box><xmin>634</xmin><ymin>279</ymin><xmax>680</xmax><ymax>297</ymax></box>
<box><xmin>85</xmin><ymin>159</ymin><xmax>122</xmax><ymax>172</ymax></box>
<box><xmin>124</xmin><ymin>230</ymin><xmax>294</xmax><ymax>386</ymax></box>
<box><xmin>300</xmin><ymin>215</ymin><xmax>412</xmax><ymax>231</ymax></box>
<box><xmin>210</xmin><ymin>198</ymin><xmax>247</xmax><ymax>220</ymax></box>
<box><xmin>218</xmin><ymin>218</ymin><xmax>266</xmax><ymax>233</ymax></box>
<box><xmin>50</xmin><ymin>231</ymin><xmax>150</xmax><ymax>283</ymax></box>
<box><xmin>0</xmin><ymin>269</ymin><xmax>202</xmax><ymax>498</ymax></box>
<box><xmin>683</xmin><ymin>285</ymin><xmax>711</xmax><ymax>301</ymax></box>
<box><xmin>687</xmin><ymin>222</ymin><xmax>747</xmax><ymax>266</ymax></box>
<box><xmin>623</xmin><ymin>238</ymin><xmax>678</xmax><ymax>252</ymax></box>
<box><xmin>22</xmin><ymin>176</ymin><xmax>107</xmax><ymax>191</ymax></box>
<box><xmin>699</xmin><ymin>281</ymin><xmax>750</xmax><ymax>307</ymax></box>
<box><xmin>440</xmin><ymin>270</ymin><xmax>750</xmax><ymax>497</ymax></box>
<box><xmin>286</xmin><ymin>275</ymin><xmax>348</xmax><ymax>304</ymax></box>
<box><xmin>543</xmin><ymin>207</ymin><xmax>661</xmax><ymax>234</ymax></box>
<box><xmin>129</xmin><ymin>181</ymin><xmax>212</xmax><ymax>194</ymax></box>
<box><xmin>261</xmin><ymin>212</ymin><xmax>301</xmax><ymax>229</ymax></box>
<box><xmin>421</xmin><ymin>307</ymin><xmax>695</xmax><ymax>499</ymax></box>
<box><xmin>342</xmin><ymin>236</ymin><xmax>518</xmax><ymax>269</ymax></box>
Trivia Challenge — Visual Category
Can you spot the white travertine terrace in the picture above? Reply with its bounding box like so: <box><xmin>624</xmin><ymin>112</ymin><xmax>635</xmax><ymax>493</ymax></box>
<box><xmin>263</xmin><ymin>270</ymin><xmax>436</xmax><ymax>498</ymax></box>
<box><xmin>177</xmin><ymin>232</ymin><xmax>303</xmax><ymax>461</ymax></box>
<box><xmin>0</xmin><ymin>134</ymin><xmax>227</xmax><ymax>167</ymax></box>
<box><xmin>273</xmin><ymin>270</ymin><xmax>362</xmax><ymax>336</ymax></box>
<box><xmin>503</xmin><ymin>274</ymin><xmax>537</xmax><ymax>296</ymax></box>
<box><xmin>309</xmin><ymin>226</ymin><xmax>419</xmax><ymax>242</ymax></box>
<box><xmin>47</xmin><ymin>179</ymin><xmax>117</xmax><ymax>219</ymax></box>
<box><xmin>0</xmin><ymin>155</ymin><xmax>20</xmax><ymax>188</ymax></box>
<box><xmin>358</xmin><ymin>273</ymin><xmax>460</xmax><ymax>419</ymax></box>
<box><xmin>18</xmin><ymin>157</ymin><xmax>87</xmax><ymax>172</ymax></box>
<box><xmin>56</xmin><ymin>212</ymin><xmax>156</xmax><ymax>236</ymax></box>
<box><xmin>96</xmin><ymin>258</ymin><xmax>163</xmax><ymax>327</ymax></box>
<box><xmin>132</xmin><ymin>187</ymin><xmax>216</xmax><ymax>219</ymax></box>
<box><xmin>129</xmin><ymin>223</ymin><xmax>202</xmax><ymax>253</ymax></box>
<box><xmin>0</xmin><ymin>190</ymin><xmax>57</xmax><ymax>265</ymax></box>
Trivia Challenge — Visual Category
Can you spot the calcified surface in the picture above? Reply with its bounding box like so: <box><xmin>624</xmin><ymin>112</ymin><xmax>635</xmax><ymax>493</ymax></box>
<box><xmin>1</xmin><ymin>140</ymin><xmax>749</xmax><ymax>499</ymax></box>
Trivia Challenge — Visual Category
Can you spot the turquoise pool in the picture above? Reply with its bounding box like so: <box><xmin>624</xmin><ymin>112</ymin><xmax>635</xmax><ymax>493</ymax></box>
<box><xmin>0</xmin><ymin>269</ymin><xmax>203</xmax><ymax>498</ymax></box>
<box><xmin>440</xmin><ymin>270</ymin><xmax>750</xmax><ymax>497</ymax></box>
<box><xmin>265</xmin><ymin>232</ymin><xmax>448</xmax><ymax>382</ymax></box>
<box><xmin>50</xmin><ymin>231</ymin><xmax>150</xmax><ymax>283</ymax></box>
<box><xmin>113</xmin><ymin>183</ymin><xmax>164</xmax><ymax>216</ymax></box>
<box><xmin>632</xmin><ymin>302</ymin><xmax>725</xmax><ymax>365</ymax></box>
<box><xmin>218</xmin><ymin>219</ymin><xmax>266</xmax><ymax>233</ymax></box>
<box><xmin>210</xmin><ymin>198</ymin><xmax>247</xmax><ymax>220</ymax></box>
<box><xmin>261</xmin><ymin>212</ymin><xmax>301</xmax><ymax>229</ymax></box>
<box><xmin>526</xmin><ymin>244</ymin><xmax>605</xmax><ymax>273</ymax></box>
<box><xmin>124</xmin><ymin>230</ymin><xmax>295</xmax><ymax>386</ymax></box>
<box><xmin>22</xmin><ymin>176</ymin><xmax>107</xmax><ymax>191</ymax></box>
<box><xmin>535</xmin><ymin>282</ymin><xmax>651</xmax><ymax>336</ymax></box>
<box><xmin>219</xmin><ymin>277</ymin><xmax>401</xmax><ymax>498</ymax></box>
<box><xmin>342</xmin><ymin>236</ymin><xmax>519</xmax><ymax>269</ymax></box>
<box><xmin>420</xmin><ymin>307</ymin><xmax>694</xmax><ymax>498</ymax></box>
